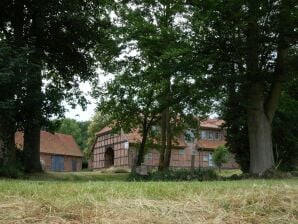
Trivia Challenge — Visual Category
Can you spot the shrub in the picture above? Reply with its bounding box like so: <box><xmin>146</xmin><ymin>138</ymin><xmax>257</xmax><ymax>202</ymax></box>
<box><xmin>0</xmin><ymin>148</ymin><xmax>24</xmax><ymax>178</ymax></box>
<box><xmin>213</xmin><ymin>145</ymin><xmax>229</xmax><ymax>172</ymax></box>
<box><xmin>0</xmin><ymin>163</ymin><xmax>24</xmax><ymax>178</ymax></box>
<box><xmin>128</xmin><ymin>168</ymin><xmax>218</xmax><ymax>181</ymax></box>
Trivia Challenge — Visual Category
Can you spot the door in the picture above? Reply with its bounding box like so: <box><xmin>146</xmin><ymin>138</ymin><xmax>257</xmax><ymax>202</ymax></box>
<box><xmin>72</xmin><ymin>159</ymin><xmax>77</xmax><ymax>171</ymax></box>
<box><xmin>51</xmin><ymin>155</ymin><xmax>64</xmax><ymax>171</ymax></box>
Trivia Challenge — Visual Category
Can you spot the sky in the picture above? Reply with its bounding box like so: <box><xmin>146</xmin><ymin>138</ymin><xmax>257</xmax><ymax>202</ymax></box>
<box><xmin>64</xmin><ymin>72</ymin><xmax>113</xmax><ymax>121</ymax></box>
<box><xmin>64</xmin><ymin>82</ymin><xmax>96</xmax><ymax>121</ymax></box>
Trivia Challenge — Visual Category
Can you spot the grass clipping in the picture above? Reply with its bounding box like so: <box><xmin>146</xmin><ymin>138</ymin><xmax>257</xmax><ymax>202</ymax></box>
<box><xmin>0</xmin><ymin>179</ymin><xmax>297</xmax><ymax>224</ymax></box>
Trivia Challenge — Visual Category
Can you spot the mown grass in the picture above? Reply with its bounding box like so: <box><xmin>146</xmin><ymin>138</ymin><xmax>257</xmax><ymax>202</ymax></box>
<box><xmin>0</xmin><ymin>172</ymin><xmax>297</xmax><ymax>223</ymax></box>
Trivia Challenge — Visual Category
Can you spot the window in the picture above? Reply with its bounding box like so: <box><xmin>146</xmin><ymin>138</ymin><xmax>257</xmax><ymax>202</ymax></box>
<box><xmin>214</xmin><ymin>132</ymin><xmax>220</xmax><ymax>140</ymax></box>
<box><xmin>203</xmin><ymin>155</ymin><xmax>209</xmax><ymax>162</ymax></box>
<box><xmin>178</xmin><ymin>149</ymin><xmax>185</xmax><ymax>155</ymax></box>
<box><xmin>208</xmin><ymin>131</ymin><xmax>214</xmax><ymax>140</ymax></box>
<box><xmin>184</xmin><ymin>129</ymin><xmax>195</xmax><ymax>142</ymax></box>
<box><xmin>124</xmin><ymin>141</ymin><xmax>129</xmax><ymax>149</ymax></box>
<box><xmin>208</xmin><ymin>153</ymin><xmax>214</xmax><ymax>167</ymax></box>
<box><xmin>145</xmin><ymin>153</ymin><xmax>152</xmax><ymax>160</ymax></box>
<box><xmin>200</xmin><ymin>130</ymin><xmax>207</xmax><ymax>140</ymax></box>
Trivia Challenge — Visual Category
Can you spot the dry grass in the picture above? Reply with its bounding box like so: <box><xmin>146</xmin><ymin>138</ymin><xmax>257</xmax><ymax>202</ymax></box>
<box><xmin>0</xmin><ymin>172</ymin><xmax>297</xmax><ymax>224</ymax></box>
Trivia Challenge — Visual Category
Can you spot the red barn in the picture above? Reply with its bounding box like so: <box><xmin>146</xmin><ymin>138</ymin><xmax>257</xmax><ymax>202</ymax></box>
<box><xmin>15</xmin><ymin>131</ymin><xmax>83</xmax><ymax>171</ymax></box>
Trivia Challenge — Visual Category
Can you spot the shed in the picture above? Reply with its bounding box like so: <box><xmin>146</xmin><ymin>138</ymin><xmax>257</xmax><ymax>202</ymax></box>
<box><xmin>15</xmin><ymin>131</ymin><xmax>83</xmax><ymax>171</ymax></box>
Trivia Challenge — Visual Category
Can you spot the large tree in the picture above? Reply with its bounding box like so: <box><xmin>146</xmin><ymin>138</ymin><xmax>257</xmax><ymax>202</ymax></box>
<box><xmin>96</xmin><ymin>1</ymin><xmax>211</xmax><ymax>169</ymax></box>
<box><xmin>0</xmin><ymin>0</ymin><xmax>116</xmax><ymax>172</ymax></box>
<box><xmin>191</xmin><ymin>0</ymin><xmax>297</xmax><ymax>174</ymax></box>
<box><xmin>222</xmin><ymin>49</ymin><xmax>298</xmax><ymax>172</ymax></box>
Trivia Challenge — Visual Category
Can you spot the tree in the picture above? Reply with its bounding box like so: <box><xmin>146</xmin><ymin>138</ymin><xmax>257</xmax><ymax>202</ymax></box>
<box><xmin>191</xmin><ymin>0</ymin><xmax>297</xmax><ymax>174</ymax></box>
<box><xmin>95</xmin><ymin>1</ymin><xmax>212</xmax><ymax>170</ymax></box>
<box><xmin>222</xmin><ymin>49</ymin><xmax>298</xmax><ymax>172</ymax></box>
<box><xmin>0</xmin><ymin>39</ymin><xmax>26</xmax><ymax>167</ymax></box>
<box><xmin>58</xmin><ymin>118</ymin><xmax>82</xmax><ymax>148</ymax></box>
<box><xmin>84</xmin><ymin>112</ymin><xmax>110</xmax><ymax>159</ymax></box>
<box><xmin>0</xmin><ymin>0</ymin><xmax>116</xmax><ymax>172</ymax></box>
<box><xmin>212</xmin><ymin>145</ymin><xmax>229</xmax><ymax>172</ymax></box>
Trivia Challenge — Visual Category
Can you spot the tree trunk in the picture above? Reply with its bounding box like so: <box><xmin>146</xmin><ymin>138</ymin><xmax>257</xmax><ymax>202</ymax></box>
<box><xmin>136</xmin><ymin>124</ymin><xmax>149</xmax><ymax>166</ymax></box>
<box><xmin>23</xmin><ymin>124</ymin><xmax>42</xmax><ymax>172</ymax></box>
<box><xmin>0</xmin><ymin>119</ymin><xmax>16</xmax><ymax>167</ymax></box>
<box><xmin>158</xmin><ymin>109</ymin><xmax>167</xmax><ymax>171</ymax></box>
<box><xmin>23</xmin><ymin>63</ymin><xmax>42</xmax><ymax>173</ymax></box>
<box><xmin>247</xmin><ymin>84</ymin><xmax>275</xmax><ymax>174</ymax></box>
<box><xmin>164</xmin><ymin>109</ymin><xmax>172</xmax><ymax>169</ymax></box>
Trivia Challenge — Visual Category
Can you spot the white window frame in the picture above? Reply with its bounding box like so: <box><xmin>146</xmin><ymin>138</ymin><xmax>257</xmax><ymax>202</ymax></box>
<box><xmin>208</xmin><ymin>152</ymin><xmax>214</xmax><ymax>167</ymax></box>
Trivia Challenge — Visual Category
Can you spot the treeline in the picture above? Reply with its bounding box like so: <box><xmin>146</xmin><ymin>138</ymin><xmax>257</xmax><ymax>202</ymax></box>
<box><xmin>0</xmin><ymin>0</ymin><xmax>297</xmax><ymax>175</ymax></box>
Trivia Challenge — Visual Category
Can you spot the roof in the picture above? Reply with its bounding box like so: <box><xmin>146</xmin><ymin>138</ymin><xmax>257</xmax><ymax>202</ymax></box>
<box><xmin>96</xmin><ymin>126</ymin><xmax>186</xmax><ymax>148</ymax></box>
<box><xmin>197</xmin><ymin>139</ymin><xmax>226</xmax><ymax>150</ymax></box>
<box><xmin>200</xmin><ymin>119</ymin><xmax>224</xmax><ymax>129</ymax></box>
<box><xmin>96</xmin><ymin>126</ymin><xmax>113</xmax><ymax>135</ymax></box>
<box><xmin>15</xmin><ymin>131</ymin><xmax>83</xmax><ymax>157</ymax></box>
<box><xmin>95</xmin><ymin>118</ymin><xmax>225</xmax><ymax>149</ymax></box>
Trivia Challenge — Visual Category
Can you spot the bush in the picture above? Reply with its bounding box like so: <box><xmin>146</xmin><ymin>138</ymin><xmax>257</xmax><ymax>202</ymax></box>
<box><xmin>0</xmin><ymin>163</ymin><xmax>24</xmax><ymax>178</ymax></box>
<box><xmin>0</xmin><ymin>148</ymin><xmax>24</xmax><ymax>178</ymax></box>
<box><xmin>128</xmin><ymin>168</ymin><xmax>218</xmax><ymax>181</ymax></box>
<box><xmin>213</xmin><ymin>145</ymin><xmax>229</xmax><ymax>172</ymax></box>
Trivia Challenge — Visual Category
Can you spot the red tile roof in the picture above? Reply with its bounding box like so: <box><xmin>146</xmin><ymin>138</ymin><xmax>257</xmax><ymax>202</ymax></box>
<box><xmin>200</xmin><ymin>119</ymin><xmax>224</xmax><ymax>129</ymax></box>
<box><xmin>95</xmin><ymin>119</ymin><xmax>225</xmax><ymax>150</ymax></box>
<box><xmin>15</xmin><ymin>131</ymin><xmax>83</xmax><ymax>157</ymax></box>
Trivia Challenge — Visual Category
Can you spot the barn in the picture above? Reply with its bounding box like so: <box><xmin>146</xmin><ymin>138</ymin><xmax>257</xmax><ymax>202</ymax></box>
<box><xmin>15</xmin><ymin>131</ymin><xmax>83</xmax><ymax>171</ymax></box>
<box><xmin>90</xmin><ymin>119</ymin><xmax>238</xmax><ymax>170</ymax></box>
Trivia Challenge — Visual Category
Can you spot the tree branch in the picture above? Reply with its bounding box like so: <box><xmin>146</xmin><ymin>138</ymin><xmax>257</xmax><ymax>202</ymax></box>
<box><xmin>264</xmin><ymin>47</ymin><xmax>288</xmax><ymax>123</ymax></box>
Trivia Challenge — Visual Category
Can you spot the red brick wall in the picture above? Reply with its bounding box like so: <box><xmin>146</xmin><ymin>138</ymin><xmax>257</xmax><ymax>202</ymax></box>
<box><xmin>143</xmin><ymin>148</ymin><xmax>238</xmax><ymax>169</ymax></box>
<box><xmin>40</xmin><ymin>153</ymin><xmax>82</xmax><ymax>171</ymax></box>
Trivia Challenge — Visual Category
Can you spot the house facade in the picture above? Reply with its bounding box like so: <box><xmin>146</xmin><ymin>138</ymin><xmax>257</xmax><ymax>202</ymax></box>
<box><xmin>15</xmin><ymin>131</ymin><xmax>83</xmax><ymax>172</ymax></box>
<box><xmin>90</xmin><ymin>119</ymin><xmax>238</xmax><ymax>170</ymax></box>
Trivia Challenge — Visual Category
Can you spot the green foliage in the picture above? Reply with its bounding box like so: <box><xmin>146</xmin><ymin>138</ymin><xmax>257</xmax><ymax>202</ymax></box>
<box><xmin>0</xmin><ymin>164</ymin><xmax>24</xmax><ymax>179</ymax></box>
<box><xmin>95</xmin><ymin>1</ymin><xmax>212</xmax><ymax>167</ymax></box>
<box><xmin>84</xmin><ymin>112</ymin><xmax>110</xmax><ymax>159</ymax></box>
<box><xmin>0</xmin><ymin>0</ymin><xmax>117</xmax><ymax>172</ymax></box>
<box><xmin>272</xmin><ymin>83</ymin><xmax>298</xmax><ymax>171</ymax></box>
<box><xmin>223</xmin><ymin>80</ymin><xmax>298</xmax><ymax>172</ymax></box>
<box><xmin>0</xmin><ymin>149</ymin><xmax>24</xmax><ymax>178</ymax></box>
<box><xmin>212</xmin><ymin>146</ymin><xmax>229</xmax><ymax>172</ymax></box>
<box><xmin>128</xmin><ymin>168</ymin><xmax>218</xmax><ymax>181</ymax></box>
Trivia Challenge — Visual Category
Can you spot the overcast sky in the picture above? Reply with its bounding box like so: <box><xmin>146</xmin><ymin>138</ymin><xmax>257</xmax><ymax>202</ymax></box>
<box><xmin>64</xmin><ymin>72</ymin><xmax>113</xmax><ymax>121</ymax></box>
<box><xmin>64</xmin><ymin>82</ymin><xmax>96</xmax><ymax>121</ymax></box>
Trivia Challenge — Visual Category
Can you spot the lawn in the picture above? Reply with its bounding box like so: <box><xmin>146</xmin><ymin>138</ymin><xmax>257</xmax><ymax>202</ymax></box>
<box><xmin>0</xmin><ymin>172</ymin><xmax>297</xmax><ymax>224</ymax></box>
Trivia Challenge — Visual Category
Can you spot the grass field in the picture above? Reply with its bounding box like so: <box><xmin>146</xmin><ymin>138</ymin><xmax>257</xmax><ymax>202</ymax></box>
<box><xmin>0</xmin><ymin>171</ymin><xmax>297</xmax><ymax>224</ymax></box>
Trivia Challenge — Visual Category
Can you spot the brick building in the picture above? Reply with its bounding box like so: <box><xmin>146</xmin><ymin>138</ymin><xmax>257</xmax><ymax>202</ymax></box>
<box><xmin>90</xmin><ymin>119</ymin><xmax>238</xmax><ymax>170</ymax></box>
<box><xmin>15</xmin><ymin>131</ymin><xmax>83</xmax><ymax>171</ymax></box>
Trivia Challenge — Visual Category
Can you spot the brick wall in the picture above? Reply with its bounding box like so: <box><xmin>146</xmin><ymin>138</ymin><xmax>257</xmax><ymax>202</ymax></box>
<box><xmin>91</xmin><ymin>131</ymin><xmax>239</xmax><ymax>170</ymax></box>
<box><xmin>143</xmin><ymin>148</ymin><xmax>238</xmax><ymax>169</ymax></box>
<box><xmin>40</xmin><ymin>153</ymin><xmax>82</xmax><ymax>171</ymax></box>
